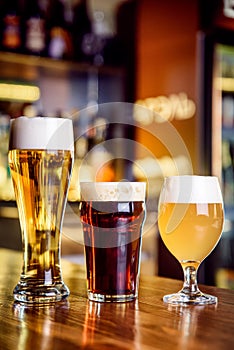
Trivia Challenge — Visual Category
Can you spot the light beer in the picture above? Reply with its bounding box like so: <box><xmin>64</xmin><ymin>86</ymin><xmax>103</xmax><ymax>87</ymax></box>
<box><xmin>8</xmin><ymin>117</ymin><xmax>74</xmax><ymax>303</ymax></box>
<box><xmin>79</xmin><ymin>182</ymin><xmax>146</xmax><ymax>302</ymax></box>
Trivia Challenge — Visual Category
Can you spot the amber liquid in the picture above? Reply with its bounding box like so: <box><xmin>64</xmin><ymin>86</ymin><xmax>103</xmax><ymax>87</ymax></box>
<box><xmin>80</xmin><ymin>201</ymin><xmax>146</xmax><ymax>299</ymax></box>
<box><xmin>8</xmin><ymin>149</ymin><xmax>73</xmax><ymax>286</ymax></box>
<box><xmin>158</xmin><ymin>202</ymin><xmax>224</xmax><ymax>263</ymax></box>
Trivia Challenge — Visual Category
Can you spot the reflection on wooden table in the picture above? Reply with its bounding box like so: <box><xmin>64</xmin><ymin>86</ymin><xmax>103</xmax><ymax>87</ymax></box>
<box><xmin>0</xmin><ymin>248</ymin><xmax>234</xmax><ymax>349</ymax></box>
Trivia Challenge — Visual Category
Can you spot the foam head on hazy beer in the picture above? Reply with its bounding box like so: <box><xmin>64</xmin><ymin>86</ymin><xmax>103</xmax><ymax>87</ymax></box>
<box><xmin>80</xmin><ymin>182</ymin><xmax>146</xmax><ymax>202</ymax></box>
<box><xmin>160</xmin><ymin>175</ymin><xmax>223</xmax><ymax>204</ymax></box>
<box><xmin>9</xmin><ymin>116</ymin><xmax>74</xmax><ymax>151</ymax></box>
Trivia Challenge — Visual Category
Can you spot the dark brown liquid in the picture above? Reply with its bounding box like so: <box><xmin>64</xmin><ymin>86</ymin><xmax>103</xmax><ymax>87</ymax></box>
<box><xmin>80</xmin><ymin>201</ymin><xmax>146</xmax><ymax>297</ymax></box>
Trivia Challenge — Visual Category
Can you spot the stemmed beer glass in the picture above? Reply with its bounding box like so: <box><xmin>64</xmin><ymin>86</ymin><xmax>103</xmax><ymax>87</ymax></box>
<box><xmin>158</xmin><ymin>175</ymin><xmax>224</xmax><ymax>305</ymax></box>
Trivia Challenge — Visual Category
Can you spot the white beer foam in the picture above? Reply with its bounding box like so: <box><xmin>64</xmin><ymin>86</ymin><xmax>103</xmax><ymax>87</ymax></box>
<box><xmin>80</xmin><ymin>182</ymin><xmax>146</xmax><ymax>202</ymax></box>
<box><xmin>9</xmin><ymin>116</ymin><xmax>74</xmax><ymax>151</ymax></box>
<box><xmin>160</xmin><ymin>175</ymin><xmax>223</xmax><ymax>204</ymax></box>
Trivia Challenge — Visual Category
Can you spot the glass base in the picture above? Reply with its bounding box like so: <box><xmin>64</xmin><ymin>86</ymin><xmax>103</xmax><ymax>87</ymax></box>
<box><xmin>88</xmin><ymin>291</ymin><xmax>137</xmax><ymax>303</ymax></box>
<box><xmin>163</xmin><ymin>291</ymin><xmax>217</xmax><ymax>305</ymax></box>
<box><xmin>13</xmin><ymin>282</ymin><xmax>70</xmax><ymax>304</ymax></box>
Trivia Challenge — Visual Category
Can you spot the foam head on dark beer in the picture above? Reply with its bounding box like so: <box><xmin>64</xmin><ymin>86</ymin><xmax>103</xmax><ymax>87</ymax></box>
<box><xmin>80</xmin><ymin>182</ymin><xmax>146</xmax><ymax>202</ymax></box>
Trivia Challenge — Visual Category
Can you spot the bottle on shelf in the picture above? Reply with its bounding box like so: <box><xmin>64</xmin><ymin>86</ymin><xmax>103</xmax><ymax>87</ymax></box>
<box><xmin>0</xmin><ymin>0</ymin><xmax>23</xmax><ymax>53</ymax></box>
<box><xmin>23</xmin><ymin>0</ymin><xmax>47</xmax><ymax>56</ymax></box>
<box><xmin>47</xmin><ymin>0</ymin><xmax>73</xmax><ymax>60</ymax></box>
<box><xmin>71</xmin><ymin>0</ymin><xmax>92</xmax><ymax>63</ymax></box>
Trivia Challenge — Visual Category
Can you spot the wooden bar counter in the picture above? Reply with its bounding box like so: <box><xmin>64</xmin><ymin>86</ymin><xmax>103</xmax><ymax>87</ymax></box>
<box><xmin>0</xmin><ymin>248</ymin><xmax>234</xmax><ymax>349</ymax></box>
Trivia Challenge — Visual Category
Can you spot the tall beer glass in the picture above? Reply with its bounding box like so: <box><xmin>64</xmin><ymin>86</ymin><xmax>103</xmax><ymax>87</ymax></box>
<box><xmin>8</xmin><ymin>117</ymin><xmax>74</xmax><ymax>303</ymax></box>
<box><xmin>158</xmin><ymin>175</ymin><xmax>224</xmax><ymax>305</ymax></box>
<box><xmin>80</xmin><ymin>182</ymin><xmax>146</xmax><ymax>302</ymax></box>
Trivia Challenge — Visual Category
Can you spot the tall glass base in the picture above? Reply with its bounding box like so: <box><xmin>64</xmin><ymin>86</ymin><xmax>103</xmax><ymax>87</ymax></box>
<box><xmin>13</xmin><ymin>281</ymin><xmax>70</xmax><ymax>304</ymax></box>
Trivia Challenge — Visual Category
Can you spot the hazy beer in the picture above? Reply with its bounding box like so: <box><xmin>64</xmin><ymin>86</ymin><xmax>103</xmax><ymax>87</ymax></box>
<box><xmin>8</xmin><ymin>117</ymin><xmax>74</xmax><ymax>303</ymax></box>
<box><xmin>158</xmin><ymin>175</ymin><xmax>224</xmax><ymax>305</ymax></box>
<box><xmin>158</xmin><ymin>202</ymin><xmax>224</xmax><ymax>263</ymax></box>
<box><xmin>80</xmin><ymin>182</ymin><xmax>146</xmax><ymax>302</ymax></box>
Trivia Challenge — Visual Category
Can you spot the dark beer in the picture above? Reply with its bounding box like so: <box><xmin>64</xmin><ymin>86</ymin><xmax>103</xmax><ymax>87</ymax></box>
<box><xmin>80</xmin><ymin>200</ymin><xmax>146</xmax><ymax>302</ymax></box>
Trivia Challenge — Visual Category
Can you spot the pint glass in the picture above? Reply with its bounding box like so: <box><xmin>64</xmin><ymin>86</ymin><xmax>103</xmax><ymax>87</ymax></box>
<box><xmin>8</xmin><ymin>117</ymin><xmax>74</xmax><ymax>303</ymax></box>
<box><xmin>79</xmin><ymin>182</ymin><xmax>146</xmax><ymax>302</ymax></box>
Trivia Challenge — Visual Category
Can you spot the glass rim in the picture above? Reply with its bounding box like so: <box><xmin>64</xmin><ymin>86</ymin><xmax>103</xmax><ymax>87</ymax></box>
<box><xmin>164</xmin><ymin>175</ymin><xmax>219</xmax><ymax>179</ymax></box>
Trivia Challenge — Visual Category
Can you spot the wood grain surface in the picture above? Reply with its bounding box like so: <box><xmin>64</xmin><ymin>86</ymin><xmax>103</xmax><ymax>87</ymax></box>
<box><xmin>0</xmin><ymin>248</ymin><xmax>234</xmax><ymax>350</ymax></box>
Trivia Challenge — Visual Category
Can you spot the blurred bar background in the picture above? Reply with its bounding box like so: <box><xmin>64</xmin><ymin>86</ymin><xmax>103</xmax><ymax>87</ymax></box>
<box><xmin>0</xmin><ymin>0</ymin><xmax>234</xmax><ymax>288</ymax></box>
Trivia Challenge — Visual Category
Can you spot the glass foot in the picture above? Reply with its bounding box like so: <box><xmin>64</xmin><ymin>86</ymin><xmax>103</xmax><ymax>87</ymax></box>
<box><xmin>13</xmin><ymin>282</ymin><xmax>70</xmax><ymax>304</ymax></box>
<box><xmin>163</xmin><ymin>291</ymin><xmax>217</xmax><ymax>305</ymax></box>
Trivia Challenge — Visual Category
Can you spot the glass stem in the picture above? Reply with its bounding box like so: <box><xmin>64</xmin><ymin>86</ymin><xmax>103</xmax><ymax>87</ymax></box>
<box><xmin>181</xmin><ymin>263</ymin><xmax>200</xmax><ymax>295</ymax></box>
